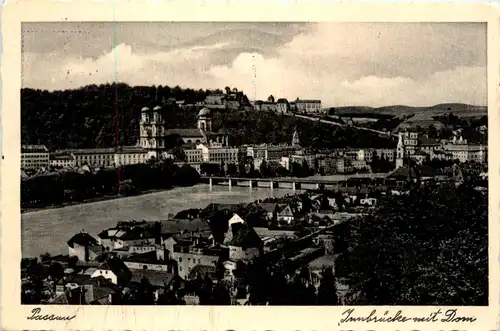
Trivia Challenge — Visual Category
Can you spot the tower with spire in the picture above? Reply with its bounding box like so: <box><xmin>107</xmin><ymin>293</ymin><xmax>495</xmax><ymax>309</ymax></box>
<box><xmin>292</xmin><ymin>128</ymin><xmax>301</xmax><ymax>147</ymax></box>
<box><xmin>396</xmin><ymin>132</ymin><xmax>405</xmax><ymax>168</ymax></box>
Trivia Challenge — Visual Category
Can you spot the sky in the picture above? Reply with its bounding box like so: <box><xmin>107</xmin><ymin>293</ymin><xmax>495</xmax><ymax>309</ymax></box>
<box><xmin>22</xmin><ymin>22</ymin><xmax>487</xmax><ymax>107</ymax></box>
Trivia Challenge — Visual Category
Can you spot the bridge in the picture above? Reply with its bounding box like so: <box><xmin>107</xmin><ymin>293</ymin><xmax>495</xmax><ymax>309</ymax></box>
<box><xmin>201</xmin><ymin>175</ymin><xmax>395</xmax><ymax>191</ymax></box>
<box><xmin>290</xmin><ymin>113</ymin><xmax>399</xmax><ymax>138</ymax></box>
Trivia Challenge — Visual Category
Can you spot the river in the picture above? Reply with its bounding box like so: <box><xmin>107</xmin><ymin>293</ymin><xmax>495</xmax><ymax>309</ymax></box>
<box><xmin>21</xmin><ymin>184</ymin><xmax>294</xmax><ymax>258</ymax></box>
<box><xmin>21</xmin><ymin>173</ymin><xmax>388</xmax><ymax>258</ymax></box>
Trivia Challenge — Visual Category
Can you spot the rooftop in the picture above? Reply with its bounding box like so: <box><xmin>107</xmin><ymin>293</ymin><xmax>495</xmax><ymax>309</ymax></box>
<box><xmin>165</xmin><ymin>128</ymin><xmax>205</xmax><ymax>138</ymax></box>
<box><xmin>188</xmin><ymin>265</ymin><xmax>217</xmax><ymax>280</ymax></box>
<box><xmin>124</xmin><ymin>251</ymin><xmax>166</xmax><ymax>265</ymax></box>
<box><xmin>308</xmin><ymin>254</ymin><xmax>340</xmax><ymax>270</ymax></box>
<box><xmin>258</xmin><ymin>202</ymin><xmax>278</xmax><ymax>213</ymax></box>
<box><xmin>226</xmin><ymin>223</ymin><xmax>262</xmax><ymax>249</ymax></box>
<box><xmin>22</xmin><ymin>145</ymin><xmax>49</xmax><ymax>153</ymax></box>
<box><xmin>130</xmin><ymin>269</ymin><xmax>176</xmax><ymax>288</ymax></box>
<box><xmin>67</xmin><ymin>232</ymin><xmax>98</xmax><ymax>248</ymax></box>
<box><xmin>296</xmin><ymin>99</ymin><xmax>321</xmax><ymax>103</ymax></box>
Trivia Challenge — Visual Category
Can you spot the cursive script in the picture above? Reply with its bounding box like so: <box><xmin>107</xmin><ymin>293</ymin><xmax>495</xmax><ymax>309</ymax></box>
<box><xmin>339</xmin><ymin>309</ymin><xmax>477</xmax><ymax>326</ymax></box>
<box><xmin>27</xmin><ymin>308</ymin><xmax>77</xmax><ymax>321</ymax></box>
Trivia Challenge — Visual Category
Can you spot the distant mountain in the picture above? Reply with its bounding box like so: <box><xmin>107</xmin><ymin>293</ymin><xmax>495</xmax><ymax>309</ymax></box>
<box><xmin>328</xmin><ymin>103</ymin><xmax>487</xmax><ymax>119</ymax></box>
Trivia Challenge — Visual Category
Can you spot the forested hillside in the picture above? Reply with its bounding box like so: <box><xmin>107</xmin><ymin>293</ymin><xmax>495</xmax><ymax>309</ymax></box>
<box><xmin>22</xmin><ymin>83</ymin><xmax>396</xmax><ymax>150</ymax></box>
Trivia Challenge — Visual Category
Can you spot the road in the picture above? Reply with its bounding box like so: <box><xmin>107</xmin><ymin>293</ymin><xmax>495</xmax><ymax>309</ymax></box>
<box><xmin>290</xmin><ymin>113</ymin><xmax>398</xmax><ymax>138</ymax></box>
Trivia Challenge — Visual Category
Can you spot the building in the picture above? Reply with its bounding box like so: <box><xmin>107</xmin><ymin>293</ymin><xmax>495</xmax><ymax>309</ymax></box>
<box><xmin>258</xmin><ymin>203</ymin><xmax>280</xmax><ymax>224</ymax></box>
<box><xmin>419</xmin><ymin>135</ymin><xmax>442</xmax><ymax>154</ymax></box>
<box><xmin>164</xmin><ymin>108</ymin><xmax>230</xmax><ymax>146</ymax></box>
<box><xmin>277</xmin><ymin>204</ymin><xmax>296</xmax><ymax>225</ymax></box>
<box><xmin>254</xmin><ymin>101</ymin><xmax>277</xmax><ymax>112</ymax></box>
<box><xmin>196</xmin><ymin>143</ymin><xmax>240</xmax><ymax>164</ymax></box>
<box><xmin>130</xmin><ymin>269</ymin><xmax>183</xmax><ymax>301</ymax></box>
<box><xmin>223</xmin><ymin>214</ymin><xmax>263</xmax><ymax>262</ymax></box>
<box><xmin>442</xmin><ymin>137</ymin><xmax>487</xmax><ymax>163</ymax></box>
<box><xmin>247</xmin><ymin>144</ymin><xmax>298</xmax><ymax>162</ymax></box>
<box><xmin>295</xmin><ymin>99</ymin><xmax>322</xmax><ymax>114</ymax></box>
<box><xmin>123</xmin><ymin>249</ymin><xmax>176</xmax><ymax>272</ymax></box>
<box><xmin>276</xmin><ymin>98</ymin><xmax>290</xmax><ymax>113</ymax></box>
<box><xmin>336</xmin><ymin>156</ymin><xmax>354</xmax><ymax>174</ymax></box>
<box><xmin>21</xmin><ymin>145</ymin><xmax>50</xmax><ymax>170</ymax></box>
<box><xmin>170</xmin><ymin>235</ymin><xmax>222</xmax><ymax>280</ymax></box>
<box><xmin>400</xmin><ymin>131</ymin><xmax>419</xmax><ymax>154</ymax></box>
<box><xmin>204</xmin><ymin>94</ymin><xmax>226</xmax><ymax>107</ymax></box>
<box><xmin>50</xmin><ymin>153</ymin><xmax>76</xmax><ymax>168</ymax></box>
<box><xmin>97</xmin><ymin>222</ymin><xmax>156</xmax><ymax>251</ymax></box>
<box><xmin>411</xmin><ymin>150</ymin><xmax>429</xmax><ymax>165</ymax></box>
<box><xmin>91</xmin><ymin>257</ymin><xmax>132</xmax><ymax>285</ymax></box>
<box><xmin>113</xmin><ymin>146</ymin><xmax>149</xmax><ymax>166</ymax></box>
<box><xmin>71</xmin><ymin>148</ymin><xmax>116</xmax><ymax>168</ymax></box>
<box><xmin>292</xmin><ymin>128</ymin><xmax>301</xmax><ymax>147</ymax></box>
<box><xmin>373</xmin><ymin>148</ymin><xmax>396</xmax><ymax>162</ymax></box>
<box><xmin>396</xmin><ymin>132</ymin><xmax>405</xmax><ymax>168</ymax></box>
<box><xmin>184</xmin><ymin>148</ymin><xmax>203</xmax><ymax>163</ymax></box>
<box><xmin>139</xmin><ymin>106</ymin><xmax>167</xmax><ymax>159</ymax></box>
<box><xmin>67</xmin><ymin>231</ymin><xmax>102</xmax><ymax>262</ymax></box>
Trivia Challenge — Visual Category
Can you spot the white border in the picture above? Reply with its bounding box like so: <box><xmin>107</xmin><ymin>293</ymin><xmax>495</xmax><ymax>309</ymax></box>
<box><xmin>1</xmin><ymin>2</ymin><xmax>499</xmax><ymax>330</ymax></box>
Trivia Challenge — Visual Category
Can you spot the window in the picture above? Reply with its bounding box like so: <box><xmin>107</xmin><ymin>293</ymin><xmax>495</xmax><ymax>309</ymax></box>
<box><xmin>179</xmin><ymin>257</ymin><xmax>182</xmax><ymax>262</ymax></box>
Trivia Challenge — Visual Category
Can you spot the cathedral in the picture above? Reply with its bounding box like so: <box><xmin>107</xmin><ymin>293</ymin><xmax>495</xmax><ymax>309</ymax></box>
<box><xmin>138</xmin><ymin>106</ymin><xmax>230</xmax><ymax>159</ymax></box>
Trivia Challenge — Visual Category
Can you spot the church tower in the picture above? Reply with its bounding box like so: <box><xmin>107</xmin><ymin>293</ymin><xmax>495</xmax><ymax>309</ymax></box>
<box><xmin>396</xmin><ymin>132</ymin><xmax>405</xmax><ymax>168</ymax></box>
<box><xmin>139</xmin><ymin>105</ymin><xmax>165</xmax><ymax>159</ymax></box>
<box><xmin>292</xmin><ymin>128</ymin><xmax>301</xmax><ymax>147</ymax></box>
<box><xmin>197</xmin><ymin>107</ymin><xmax>212</xmax><ymax>132</ymax></box>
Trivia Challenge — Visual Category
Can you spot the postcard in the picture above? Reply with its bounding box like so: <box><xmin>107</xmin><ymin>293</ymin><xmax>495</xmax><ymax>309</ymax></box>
<box><xmin>1</xmin><ymin>1</ymin><xmax>499</xmax><ymax>330</ymax></box>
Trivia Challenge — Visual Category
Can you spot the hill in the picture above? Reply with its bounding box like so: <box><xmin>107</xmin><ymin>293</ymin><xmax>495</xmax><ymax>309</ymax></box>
<box><xmin>328</xmin><ymin>103</ymin><xmax>487</xmax><ymax>120</ymax></box>
<box><xmin>21</xmin><ymin>84</ymin><xmax>397</xmax><ymax>151</ymax></box>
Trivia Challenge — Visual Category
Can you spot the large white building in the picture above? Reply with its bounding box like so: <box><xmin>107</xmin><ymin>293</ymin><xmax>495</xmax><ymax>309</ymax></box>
<box><xmin>21</xmin><ymin>145</ymin><xmax>50</xmax><ymax>170</ymax></box>
<box><xmin>443</xmin><ymin>137</ymin><xmax>487</xmax><ymax>163</ymax></box>
<box><xmin>294</xmin><ymin>99</ymin><xmax>322</xmax><ymax>114</ymax></box>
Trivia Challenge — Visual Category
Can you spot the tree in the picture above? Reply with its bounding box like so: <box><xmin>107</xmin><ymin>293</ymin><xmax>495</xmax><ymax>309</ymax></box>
<box><xmin>226</xmin><ymin>163</ymin><xmax>238</xmax><ymax>176</ymax></box>
<box><xmin>123</xmin><ymin>278</ymin><xmax>156</xmax><ymax>305</ymax></box>
<box><xmin>40</xmin><ymin>252</ymin><xmax>51</xmax><ymax>263</ymax></box>
<box><xmin>335</xmin><ymin>184</ymin><xmax>487</xmax><ymax>305</ymax></box>
<box><xmin>317</xmin><ymin>267</ymin><xmax>339</xmax><ymax>305</ymax></box>
<box><xmin>259</xmin><ymin>160</ymin><xmax>270</xmax><ymax>178</ymax></box>
<box><xmin>200</xmin><ymin>163</ymin><xmax>220</xmax><ymax>176</ymax></box>
<box><xmin>212</xmin><ymin>282</ymin><xmax>231</xmax><ymax>305</ymax></box>
<box><xmin>290</xmin><ymin>162</ymin><xmax>303</xmax><ymax>178</ymax></box>
<box><xmin>301</xmin><ymin>160</ymin><xmax>310</xmax><ymax>177</ymax></box>
<box><xmin>48</xmin><ymin>262</ymin><xmax>64</xmax><ymax>281</ymax></box>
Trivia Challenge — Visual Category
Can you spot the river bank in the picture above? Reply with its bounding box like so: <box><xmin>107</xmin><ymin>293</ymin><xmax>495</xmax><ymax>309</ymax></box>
<box><xmin>21</xmin><ymin>187</ymin><xmax>178</xmax><ymax>214</ymax></box>
<box><xmin>21</xmin><ymin>184</ymin><xmax>295</xmax><ymax>258</ymax></box>
<box><xmin>22</xmin><ymin>173</ymin><xmax>390</xmax><ymax>214</ymax></box>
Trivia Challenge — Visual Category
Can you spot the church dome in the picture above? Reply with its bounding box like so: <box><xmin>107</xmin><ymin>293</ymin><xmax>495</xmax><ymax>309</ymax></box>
<box><xmin>141</xmin><ymin>107</ymin><xmax>150</xmax><ymax>113</ymax></box>
<box><xmin>198</xmin><ymin>107</ymin><xmax>211</xmax><ymax>117</ymax></box>
<box><xmin>153</xmin><ymin>105</ymin><xmax>162</xmax><ymax>111</ymax></box>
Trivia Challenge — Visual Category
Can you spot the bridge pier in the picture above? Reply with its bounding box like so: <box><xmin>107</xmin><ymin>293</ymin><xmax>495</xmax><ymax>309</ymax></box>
<box><xmin>209</xmin><ymin>177</ymin><xmax>213</xmax><ymax>191</ymax></box>
<box><xmin>292</xmin><ymin>182</ymin><xmax>301</xmax><ymax>191</ymax></box>
<box><xmin>270</xmin><ymin>181</ymin><xmax>279</xmax><ymax>190</ymax></box>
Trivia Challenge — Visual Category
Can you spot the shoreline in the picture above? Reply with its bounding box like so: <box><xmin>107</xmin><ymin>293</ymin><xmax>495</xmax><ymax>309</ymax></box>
<box><xmin>21</xmin><ymin>173</ymin><xmax>390</xmax><ymax>214</ymax></box>
<box><xmin>21</xmin><ymin>187</ymin><xmax>184</xmax><ymax>214</ymax></box>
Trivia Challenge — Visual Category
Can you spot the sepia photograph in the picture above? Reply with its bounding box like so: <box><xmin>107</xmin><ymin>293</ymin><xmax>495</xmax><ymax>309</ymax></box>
<box><xmin>17</xmin><ymin>20</ymin><xmax>490</xmax><ymax>308</ymax></box>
